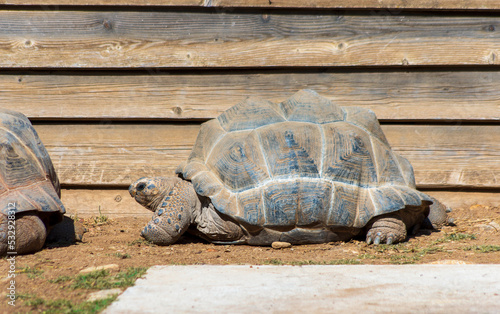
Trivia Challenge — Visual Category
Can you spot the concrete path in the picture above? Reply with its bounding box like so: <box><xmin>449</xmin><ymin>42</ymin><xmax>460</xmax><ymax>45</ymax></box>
<box><xmin>105</xmin><ymin>265</ymin><xmax>500</xmax><ymax>313</ymax></box>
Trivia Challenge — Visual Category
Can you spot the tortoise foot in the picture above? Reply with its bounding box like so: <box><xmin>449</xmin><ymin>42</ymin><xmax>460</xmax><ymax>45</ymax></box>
<box><xmin>1</xmin><ymin>213</ymin><xmax>47</xmax><ymax>256</ymax></box>
<box><xmin>366</xmin><ymin>215</ymin><xmax>406</xmax><ymax>245</ymax></box>
<box><xmin>141</xmin><ymin>209</ymin><xmax>192</xmax><ymax>246</ymax></box>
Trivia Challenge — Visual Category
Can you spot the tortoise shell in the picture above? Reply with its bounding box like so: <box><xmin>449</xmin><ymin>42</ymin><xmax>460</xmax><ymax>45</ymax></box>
<box><xmin>177</xmin><ymin>90</ymin><xmax>431</xmax><ymax>229</ymax></box>
<box><xmin>0</xmin><ymin>109</ymin><xmax>65</xmax><ymax>223</ymax></box>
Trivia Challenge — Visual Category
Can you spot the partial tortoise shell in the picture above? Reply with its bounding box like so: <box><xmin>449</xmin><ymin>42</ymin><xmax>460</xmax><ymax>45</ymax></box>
<box><xmin>177</xmin><ymin>90</ymin><xmax>431</xmax><ymax>229</ymax></box>
<box><xmin>0</xmin><ymin>109</ymin><xmax>65</xmax><ymax>222</ymax></box>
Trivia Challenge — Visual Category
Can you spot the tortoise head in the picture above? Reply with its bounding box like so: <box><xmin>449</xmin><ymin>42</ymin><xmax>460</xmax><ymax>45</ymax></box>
<box><xmin>129</xmin><ymin>177</ymin><xmax>178</xmax><ymax>212</ymax></box>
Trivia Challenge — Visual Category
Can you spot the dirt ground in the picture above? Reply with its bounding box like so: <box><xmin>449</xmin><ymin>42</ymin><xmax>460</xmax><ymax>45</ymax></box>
<box><xmin>1</xmin><ymin>204</ymin><xmax>499</xmax><ymax>313</ymax></box>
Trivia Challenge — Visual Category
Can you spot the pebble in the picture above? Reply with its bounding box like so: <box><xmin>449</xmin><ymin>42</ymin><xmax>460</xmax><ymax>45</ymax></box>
<box><xmin>488</xmin><ymin>221</ymin><xmax>500</xmax><ymax>231</ymax></box>
<box><xmin>271</xmin><ymin>242</ymin><xmax>292</xmax><ymax>249</ymax></box>
<box><xmin>474</xmin><ymin>222</ymin><xmax>500</xmax><ymax>233</ymax></box>
<box><xmin>87</xmin><ymin>288</ymin><xmax>123</xmax><ymax>301</ymax></box>
<box><xmin>80</xmin><ymin>264</ymin><xmax>120</xmax><ymax>274</ymax></box>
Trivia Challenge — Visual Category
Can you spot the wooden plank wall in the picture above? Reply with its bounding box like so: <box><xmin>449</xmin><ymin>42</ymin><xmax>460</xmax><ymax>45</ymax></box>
<box><xmin>0</xmin><ymin>1</ymin><xmax>498</xmax><ymax>217</ymax></box>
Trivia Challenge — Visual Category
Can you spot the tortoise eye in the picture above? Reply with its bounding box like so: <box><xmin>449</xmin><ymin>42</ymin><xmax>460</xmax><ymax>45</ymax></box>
<box><xmin>136</xmin><ymin>183</ymin><xmax>146</xmax><ymax>191</ymax></box>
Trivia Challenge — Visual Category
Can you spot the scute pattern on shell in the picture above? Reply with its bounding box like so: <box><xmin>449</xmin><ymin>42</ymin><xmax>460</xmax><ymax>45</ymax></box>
<box><xmin>0</xmin><ymin>109</ymin><xmax>65</xmax><ymax>217</ymax></box>
<box><xmin>177</xmin><ymin>90</ymin><xmax>431</xmax><ymax>229</ymax></box>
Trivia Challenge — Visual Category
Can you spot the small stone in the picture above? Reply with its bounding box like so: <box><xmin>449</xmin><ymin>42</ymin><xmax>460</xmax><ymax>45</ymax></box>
<box><xmin>271</xmin><ymin>241</ymin><xmax>292</xmax><ymax>249</ymax></box>
<box><xmin>469</xmin><ymin>204</ymin><xmax>485</xmax><ymax>210</ymax></box>
<box><xmin>80</xmin><ymin>264</ymin><xmax>120</xmax><ymax>274</ymax></box>
<box><xmin>488</xmin><ymin>221</ymin><xmax>500</xmax><ymax>231</ymax></box>
<box><xmin>475</xmin><ymin>224</ymin><xmax>497</xmax><ymax>233</ymax></box>
<box><xmin>87</xmin><ymin>288</ymin><xmax>123</xmax><ymax>301</ymax></box>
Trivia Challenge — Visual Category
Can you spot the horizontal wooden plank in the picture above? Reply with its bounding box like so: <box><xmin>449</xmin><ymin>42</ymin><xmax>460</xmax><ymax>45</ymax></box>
<box><xmin>37</xmin><ymin>124</ymin><xmax>193</xmax><ymax>187</ymax></box>
<box><xmin>385</xmin><ymin>125</ymin><xmax>500</xmax><ymax>189</ymax></box>
<box><xmin>213</xmin><ymin>0</ymin><xmax>500</xmax><ymax>10</ymax></box>
<box><xmin>1</xmin><ymin>0</ymin><xmax>500</xmax><ymax>10</ymax></box>
<box><xmin>62</xmin><ymin>189</ymin><xmax>151</xmax><ymax>218</ymax></box>
<box><xmin>34</xmin><ymin>124</ymin><xmax>500</xmax><ymax>189</ymax></box>
<box><xmin>60</xmin><ymin>189</ymin><xmax>500</xmax><ymax>218</ymax></box>
<box><xmin>2</xmin><ymin>71</ymin><xmax>500</xmax><ymax>121</ymax></box>
<box><xmin>1</xmin><ymin>10</ymin><xmax>500</xmax><ymax>68</ymax></box>
<box><xmin>426</xmin><ymin>191</ymin><xmax>500</xmax><ymax>210</ymax></box>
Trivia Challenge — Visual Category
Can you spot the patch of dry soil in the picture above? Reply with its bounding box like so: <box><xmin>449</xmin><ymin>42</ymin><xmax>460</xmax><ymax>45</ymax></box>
<box><xmin>1</xmin><ymin>205</ymin><xmax>499</xmax><ymax>313</ymax></box>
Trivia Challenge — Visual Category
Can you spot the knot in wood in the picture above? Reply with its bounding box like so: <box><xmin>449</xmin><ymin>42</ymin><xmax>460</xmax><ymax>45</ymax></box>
<box><xmin>172</xmin><ymin>106</ymin><xmax>183</xmax><ymax>115</ymax></box>
<box><xmin>103</xmin><ymin>20</ymin><xmax>113</xmax><ymax>31</ymax></box>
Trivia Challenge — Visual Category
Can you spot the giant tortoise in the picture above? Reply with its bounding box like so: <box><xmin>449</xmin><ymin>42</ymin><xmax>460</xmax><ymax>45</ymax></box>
<box><xmin>0</xmin><ymin>109</ymin><xmax>72</xmax><ymax>256</ymax></box>
<box><xmin>129</xmin><ymin>90</ymin><xmax>448</xmax><ymax>246</ymax></box>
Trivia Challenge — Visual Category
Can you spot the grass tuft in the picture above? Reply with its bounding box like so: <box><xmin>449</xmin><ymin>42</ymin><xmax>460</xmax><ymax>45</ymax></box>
<box><xmin>49</xmin><ymin>275</ymin><xmax>72</xmax><ymax>284</ymax></box>
<box><xmin>19</xmin><ymin>266</ymin><xmax>44</xmax><ymax>279</ymax></box>
<box><xmin>85</xmin><ymin>206</ymin><xmax>110</xmax><ymax>226</ymax></box>
<box><xmin>111</xmin><ymin>252</ymin><xmax>131</xmax><ymax>259</ymax></box>
<box><xmin>71</xmin><ymin>267</ymin><xmax>147</xmax><ymax>290</ymax></box>
<box><xmin>463</xmin><ymin>245</ymin><xmax>500</xmax><ymax>253</ymax></box>
<box><xmin>18</xmin><ymin>293</ymin><xmax>117</xmax><ymax>313</ymax></box>
<box><xmin>435</xmin><ymin>233</ymin><xmax>476</xmax><ymax>244</ymax></box>
<box><xmin>263</xmin><ymin>258</ymin><xmax>361</xmax><ymax>265</ymax></box>
<box><xmin>19</xmin><ymin>267</ymin><xmax>148</xmax><ymax>313</ymax></box>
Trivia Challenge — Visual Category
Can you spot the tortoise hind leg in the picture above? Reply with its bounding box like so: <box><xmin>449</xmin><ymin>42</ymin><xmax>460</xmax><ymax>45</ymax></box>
<box><xmin>0</xmin><ymin>213</ymin><xmax>47</xmax><ymax>256</ymax></box>
<box><xmin>191</xmin><ymin>202</ymin><xmax>244</xmax><ymax>243</ymax></box>
<box><xmin>366</xmin><ymin>204</ymin><xmax>430</xmax><ymax>245</ymax></box>
<box><xmin>365</xmin><ymin>214</ymin><xmax>406</xmax><ymax>245</ymax></box>
<box><xmin>16</xmin><ymin>213</ymin><xmax>47</xmax><ymax>254</ymax></box>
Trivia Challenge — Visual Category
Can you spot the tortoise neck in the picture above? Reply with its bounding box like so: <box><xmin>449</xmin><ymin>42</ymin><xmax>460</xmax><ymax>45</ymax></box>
<box><xmin>150</xmin><ymin>178</ymin><xmax>202</xmax><ymax>224</ymax></box>
<box><xmin>144</xmin><ymin>177</ymin><xmax>183</xmax><ymax>211</ymax></box>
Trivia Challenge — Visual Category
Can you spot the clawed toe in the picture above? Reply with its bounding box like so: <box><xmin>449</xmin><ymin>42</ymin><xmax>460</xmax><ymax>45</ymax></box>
<box><xmin>365</xmin><ymin>216</ymin><xmax>407</xmax><ymax>245</ymax></box>
<box><xmin>366</xmin><ymin>230</ymin><xmax>399</xmax><ymax>245</ymax></box>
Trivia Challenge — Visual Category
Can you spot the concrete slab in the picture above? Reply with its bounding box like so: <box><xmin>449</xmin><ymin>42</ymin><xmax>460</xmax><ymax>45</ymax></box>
<box><xmin>105</xmin><ymin>265</ymin><xmax>500</xmax><ymax>314</ymax></box>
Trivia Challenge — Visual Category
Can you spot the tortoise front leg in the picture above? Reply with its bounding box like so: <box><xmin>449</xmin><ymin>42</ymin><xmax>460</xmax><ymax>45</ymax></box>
<box><xmin>141</xmin><ymin>180</ymin><xmax>199</xmax><ymax>245</ymax></box>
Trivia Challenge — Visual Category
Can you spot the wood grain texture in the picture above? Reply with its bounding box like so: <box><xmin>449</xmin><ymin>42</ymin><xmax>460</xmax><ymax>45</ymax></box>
<box><xmin>385</xmin><ymin>125</ymin><xmax>500</xmax><ymax>189</ymax></box>
<box><xmin>3</xmin><ymin>71</ymin><xmax>500</xmax><ymax>121</ymax></box>
<box><xmin>35</xmin><ymin>124</ymin><xmax>193</xmax><ymax>187</ymax></box>
<box><xmin>1</xmin><ymin>10</ymin><xmax>500</xmax><ymax>68</ymax></box>
<box><xmin>34</xmin><ymin>124</ymin><xmax>500</xmax><ymax>189</ymax></box>
<box><xmin>60</xmin><ymin>189</ymin><xmax>499</xmax><ymax>218</ymax></box>
<box><xmin>212</xmin><ymin>0</ymin><xmax>500</xmax><ymax>10</ymax></box>
<box><xmin>426</xmin><ymin>191</ymin><xmax>500</xmax><ymax>209</ymax></box>
<box><xmin>1</xmin><ymin>0</ymin><xmax>499</xmax><ymax>10</ymax></box>
<box><xmin>61</xmin><ymin>189</ymin><xmax>150</xmax><ymax>218</ymax></box>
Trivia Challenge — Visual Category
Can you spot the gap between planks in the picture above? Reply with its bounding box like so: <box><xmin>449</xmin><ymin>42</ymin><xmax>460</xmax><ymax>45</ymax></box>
<box><xmin>1</xmin><ymin>0</ymin><xmax>500</xmax><ymax>10</ymax></box>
